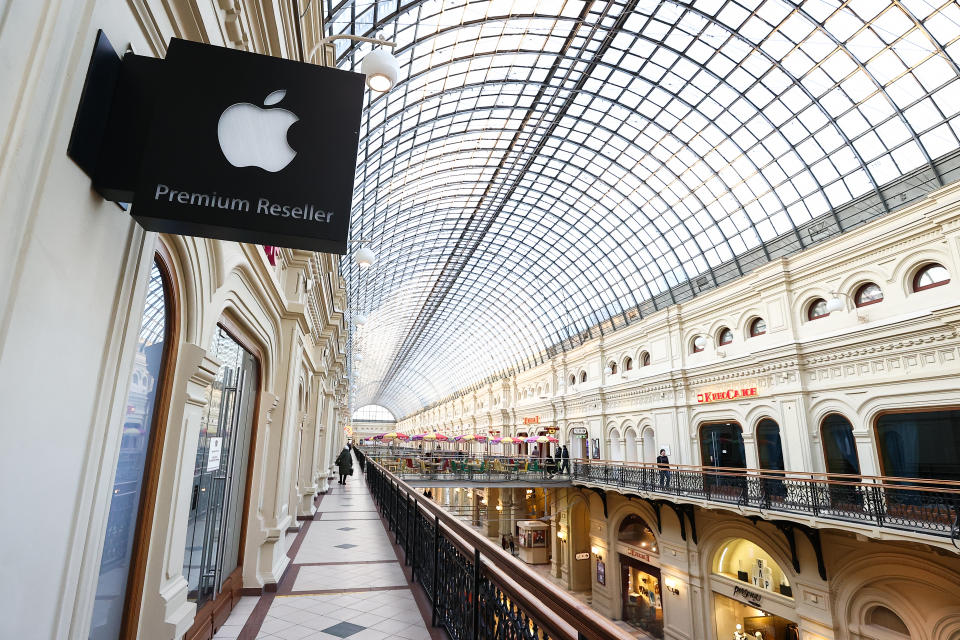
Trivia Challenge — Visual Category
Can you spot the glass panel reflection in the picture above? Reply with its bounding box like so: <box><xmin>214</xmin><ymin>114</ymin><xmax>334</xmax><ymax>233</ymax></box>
<box><xmin>89</xmin><ymin>262</ymin><xmax>168</xmax><ymax>640</ymax></box>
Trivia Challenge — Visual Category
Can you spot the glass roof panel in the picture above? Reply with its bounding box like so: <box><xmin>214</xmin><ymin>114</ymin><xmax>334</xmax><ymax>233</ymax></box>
<box><xmin>330</xmin><ymin>0</ymin><xmax>960</xmax><ymax>417</ymax></box>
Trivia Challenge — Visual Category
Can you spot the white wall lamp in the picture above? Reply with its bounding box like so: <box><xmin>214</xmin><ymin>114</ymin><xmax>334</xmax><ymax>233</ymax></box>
<box><xmin>307</xmin><ymin>35</ymin><xmax>399</xmax><ymax>92</ymax></box>
<box><xmin>664</xmin><ymin>576</ymin><xmax>680</xmax><ymax>596</ymax></box>
<box><xmin>824</xmin><ymin>291</ymin><xmax>867</xmax><ymax>322</ymax></box>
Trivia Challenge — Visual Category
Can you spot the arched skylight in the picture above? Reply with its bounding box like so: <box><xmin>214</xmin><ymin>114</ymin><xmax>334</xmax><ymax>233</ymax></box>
<box><xmin>352</xmin><ymin>404</ymin><xmax>397</xmax><ymax>422</ymax></box>
<box><xmin>330</xmin><ymin>0</ymin><xmax>960</xmax><ymax>417</ymax></box>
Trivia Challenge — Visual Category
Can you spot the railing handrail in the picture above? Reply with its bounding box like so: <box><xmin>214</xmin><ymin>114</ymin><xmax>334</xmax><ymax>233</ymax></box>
<box><xmin>357</xmin><ymin>446</ymin><xmax>960</xmax><ymax>493</ymax></box>
<box><xmin>362</xmin><ymin>455</ymin><xmax>634</xmax><ymax>640</ymax></box>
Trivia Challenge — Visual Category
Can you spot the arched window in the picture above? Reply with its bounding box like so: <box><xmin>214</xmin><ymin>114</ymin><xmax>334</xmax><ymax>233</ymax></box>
<box><xmin>821</xmin><ymin>414</ymin><xmax>860</xmax><ymax>476</ymax></box>
<box><xmin>93</xmin><ymin>257</ymin><xmax>174</xmax><ymax>639</ymax></box>
<box><xmin>717</xmin><ymin>327</ymin><xmax>733</xmax><ymax>345</ymax></box>
<box><xmin>641</xmin><ymin>351</ymin><xmax>651</xmax><ymax>366</ymax></box>
<box><xmin>854</xmin><ymin>282</ymin><xmax>883</xmax><ymax>307</ymax></box>
<box><xmin>807</xmin><ymin>297</ymin><xmax>829</xmax><ymax>320</ymax></box>
<box><xmin>866</xmin><ymin>606</ymin><xmax>910</xmax><ymax>636</ymax></box>
<box><xmin>569</xmin><ymin>374</ymin><xmax>576</xmax><ymax>386</ymax></box>
<box><xmin>749</xmin><ymin>318</ymin><xmax>766</xmax><ymax>337</ymax></box>
<box><xmin>913</xmin><ymin>263</ymin><xmax>950</xmax><ymax>291</ymax></box>
<box><xmin>618</xmin><ymin>514</ymin><xmax>657</xmax><ymax>551</ymax></box>
<box><xmin>756</xmin><ymin>419</ymin><xmax>785</xmax><ymax>471</ymax></box>
<box><xmin>691</xmin><ymin>336</ymin><xmax>706</xmax><ymax>353</ymax></box>
<box><xmin>608</xmin><ymin>361</ymin><xmax>617</xmax><ymax>375</ymax></box>
<box><xmin>579</xmin><ymin>371</ymin><xmax>587</xmax><ymax>383</ymax></box>
<box><xmin>623</xmin><ymin>357</ymin><xmax>633</xmax><ymax>371</ymax></box>
<box><xmin>713</xmin><ymin>539</ymin><xmax>791</xmax><ymax>597</ymax></box>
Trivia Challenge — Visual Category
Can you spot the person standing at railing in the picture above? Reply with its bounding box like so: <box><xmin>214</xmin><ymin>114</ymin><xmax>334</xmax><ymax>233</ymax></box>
<box><xmin>560</xmin><ymin>445</ymin><xmax>570</xmax><ymax>475</ymax></box>
<box><xmin>657</xmin><ymin>449</ymin><xmax>670</xmax><ymax>490</ymax></box>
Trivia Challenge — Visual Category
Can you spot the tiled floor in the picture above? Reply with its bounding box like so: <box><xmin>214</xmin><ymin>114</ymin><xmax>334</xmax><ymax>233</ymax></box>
<box><xmin>214</xmin><ymin>457</ymin><xmax>436</xmax><ymax>640</ymax></box>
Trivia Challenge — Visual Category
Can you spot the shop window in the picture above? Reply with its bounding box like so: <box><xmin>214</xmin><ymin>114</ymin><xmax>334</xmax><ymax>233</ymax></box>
<box><xmin>579</xmin><ymin>371</ymin><xmax>587</xmax><ymax>383</ymax></box>
<box><xmin>866</xmin><ymin>606</ymin><xmax>910</xmax><ymax>635</ymax></box>
<box><xmin>712</xmin><ymin>538</ymin><xmax>792</xmax><ymax>597</ymax></box>
<box><xmin>641</xmin><ymin>351</ymin><xmax>651</xmax><ymax>366</ymax></box>
<box><xmin>807</xmin><ymin>298</ymin><xmax>828</xmax><ymax>320</ymax></box>
<box><xmin>749</xmin><ymin>318</ymin><xmax>766</xmax><ymax>337</ymax></box>
<box><xmin>821</xmin><ymin>414</ymin><xmax>860</xmax><ymax>476</ymax></box>
<box><xmin>618</xmin><ymin>514</ymin><xmax>657</xmax><ymax>551</ymax></box>
<box><xmin>876</xmin><ymin>410</ymin><xmax>960</xmax><ymax>481</ymax></box>
<box><xmin>718</xmin><ymin>327</ymin><xmax>733</xmax><ymax>345</ymax></box>
<box><xmin>854</xmin><ymin>282</ymin><xmax>883</xmax><ymax>307</ymax></box>
<box><xmin>712</xmin><ymin>592</ymin><xmax>798</xmax><ymax>640</ymax></box>
<box><xmin>624</xmin><ymin>357</ymin><xmax>633</xmax><ymax>371</ymax></box>
<box><xmin>756</xmin><ymin>419</ymin><xmax>785</xmax><ymax>472</ymax></box>
<box><xmin>691</xmin><ymin>336</ymin><xmax>706</xmax><ymax>353</ymax></box>
<box><xmin>621</xmin><ymin>555</ymin><xmax>664</xmax><ymax>638</ymax></box>
<box><xmin>90</xmin><ymin>260</ymin><xmax>173</xmax><ymax>640</ymax></box>
<box><xmin>913</xmin><ymin>263</ymin><xmax>950</xmax><ymax>291</ymax></box>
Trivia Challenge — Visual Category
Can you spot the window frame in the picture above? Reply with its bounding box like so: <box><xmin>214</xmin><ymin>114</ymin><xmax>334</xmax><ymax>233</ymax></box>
<box><xmin>854</xmin><ymin>282</ymin><xmax>883</xmax><ymax>308</ymax></box>
<box><xmin>912</xmin><ymin>263</ymin><xmax>950</xmax><ymax>292</ymax></box>
<box><xmin>717</xmin><ymin>327</ymin><xmax>733</xmax><ymax>346</ymax></box>
<box><xmin>749</xmin><ymin>318</ymin><xmax>767</xmax><ymax>337</ymax></box>
<box><xmin>807</xmin><ymin>297</ymin><xmax>829</xmax><ymax>321</ymax></box>
<box><xmin>623</xmin><ymin>357</ymin><xmax>633</xmax><ymax>371</ymax></box>
<box><xmin>691</xmin><ymin>336</ymin><xmax>706</xmax><ymax>353</ymax></box>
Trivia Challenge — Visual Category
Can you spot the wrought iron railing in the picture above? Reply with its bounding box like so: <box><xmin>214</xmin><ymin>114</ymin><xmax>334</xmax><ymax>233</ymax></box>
<box><xmin>356</xmin><ymin>446</ymin><xmax>960</xmax><ymax>539</ymax></box>
<box><xmin>354</xmin><ymin>448</ymin><xmax>632</xmax><ymax>640</ymax></box>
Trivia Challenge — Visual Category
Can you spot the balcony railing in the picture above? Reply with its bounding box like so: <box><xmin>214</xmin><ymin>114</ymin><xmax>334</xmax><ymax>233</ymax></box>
<box><xmin>356</xmin><ymin>446</ymin><xmax>960</xmax><ymax>540</ymax></box>
<box><xmin>354</xmin><ymin>448</ymin><xmax>633</xmax><ymax>640</ymax></box>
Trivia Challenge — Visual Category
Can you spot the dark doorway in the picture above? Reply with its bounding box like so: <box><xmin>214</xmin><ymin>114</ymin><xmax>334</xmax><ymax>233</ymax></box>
<box><xmin>699</xmin><ymin>422</ymin><xmax>747</xmax><ymax>502</ymax></box>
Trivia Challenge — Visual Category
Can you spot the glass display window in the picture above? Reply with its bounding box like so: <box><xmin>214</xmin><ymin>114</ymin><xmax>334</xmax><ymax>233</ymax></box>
<box><xmin>620</xmin><ymin>555</ymin><xmax>664</xmax><ymax>639</ymax></box>
<box><xmin>713</xmin><ymin>539</ymin><xmax>792</xmax><ymax>598</ymax></box>
<box><xmin>713</xmin><ymin>593</ymin><xmax>798</xmax><ymax>640</ymax></box>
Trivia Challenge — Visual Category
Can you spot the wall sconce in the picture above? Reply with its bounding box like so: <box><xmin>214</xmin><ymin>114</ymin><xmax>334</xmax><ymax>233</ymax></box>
<box><xmin>495</xmin><ymin>504</ymin><xmax>503</xmax><ymax>511</ymax></box>
<box><xmin>557</xmin><ymin>530</ymin><xmax>567</xmax><ymax>540</ymax></box>
<box><xmin>664</xmin><ymin>577</ymin><xmax>680</xmax><ymax>596</ymax></box>
<box><xmin>590</xmin><ymin>545</ymin><xmax>602</xmax><ymax>556</ymax></box>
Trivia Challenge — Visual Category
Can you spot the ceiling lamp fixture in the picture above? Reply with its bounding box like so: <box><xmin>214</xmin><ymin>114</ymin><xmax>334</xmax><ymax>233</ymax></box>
<box><xmin>354</xmin><ymin>245</ymin><xmax>375</xmax><ymax>269</ymax></box>
<box><xmin>361</xmin><ymin>48</ymin><xmax>400</xmax><ymax>92</ymax></box>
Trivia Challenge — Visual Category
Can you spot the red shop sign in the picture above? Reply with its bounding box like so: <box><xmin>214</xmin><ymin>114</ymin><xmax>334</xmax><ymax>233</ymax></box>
<box><xmin>696</xmin><ymin>387</ymin><xmax>758</xmax><ymax>404</ymax></box>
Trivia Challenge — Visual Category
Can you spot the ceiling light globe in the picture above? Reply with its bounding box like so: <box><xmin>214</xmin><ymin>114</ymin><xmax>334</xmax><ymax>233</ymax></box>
<box><xmin>354</xmin><ymin>246</ymin><xmax>375</xmax><ymax>268</ymax></box>
<box><xmin>360</xmin><ymin>48</ymin><xmax>399</xmax><ymax>92</ymax></box>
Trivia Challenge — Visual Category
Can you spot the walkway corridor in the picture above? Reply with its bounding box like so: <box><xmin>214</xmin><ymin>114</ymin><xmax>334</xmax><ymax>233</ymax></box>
<box><xmin>213</xmin><ymin>458</ymin><xmax>437</xmax><ymax>640</ymax></box>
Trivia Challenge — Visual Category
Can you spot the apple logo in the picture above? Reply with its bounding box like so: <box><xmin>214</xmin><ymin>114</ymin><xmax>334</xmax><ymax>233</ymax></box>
<box><xmin>217</xmin><ymin>89</ymin><xmax>299</xmax><ymax>172</ymax></box>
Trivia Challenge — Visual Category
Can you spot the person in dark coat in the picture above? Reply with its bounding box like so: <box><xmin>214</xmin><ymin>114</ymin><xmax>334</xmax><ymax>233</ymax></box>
<box><xmin>508</xmin><ymin>533</ymin><xmax>516</xmax><ymax>556</ymax></box>
<box><xmin>335</xmin><ymin>446</ymin><xmax>353</xmax><ymax>485</ymax></box>
<box><xmin>657</xmin><ymin>449</ymin><xmax>670</xmax><ymax>490</ymax></box>
<box><xmin>560</xmin><ymin>445</ymin><xmax>570</xmax><ymax>474</ymax></box>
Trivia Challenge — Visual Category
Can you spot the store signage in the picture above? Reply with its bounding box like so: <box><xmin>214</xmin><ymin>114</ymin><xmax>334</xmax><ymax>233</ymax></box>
<box><xmin>622</xmin><ymin>547</ymin><xmax>652</xmax><ymax>563</ymax></box>
<box><xmin>69</xmin><ymin>34</ymin><xmax>364</xmax><ymax>253</ymax></box>
<box><xmin>206</xmin><ymin>437</ymin><xmax>223</xmax><ymax>471</ymax></box>
<box><xmin>572</xmin><ymin>427</ymin><xmax>588</xmax><ymax>436</ymax></box>
<box><xmin>696</xmin><ymin>386</ymin><xmax>758</xmax><ymax>404</ymax></box>
<box><xmin>733</xmin><ymin>585</ymin><xmax>764</xmax><ymax>608</ymax></box>
<box><xmin>523</xmin><ymin>416</ymin><xmax>540</xmax><ymax>425</ymax></box>
<box><xmin>575</xmin><ymin>552</ymin><xmax>590</xmax><ymax>560</ymax></box>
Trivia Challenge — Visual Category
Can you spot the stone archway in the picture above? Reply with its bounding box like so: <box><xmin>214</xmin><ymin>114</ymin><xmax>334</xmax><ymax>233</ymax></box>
<box><xmin>641</xmin><ymin>426</ymin><xmax>657</xmax><ymax>462</ymax></box>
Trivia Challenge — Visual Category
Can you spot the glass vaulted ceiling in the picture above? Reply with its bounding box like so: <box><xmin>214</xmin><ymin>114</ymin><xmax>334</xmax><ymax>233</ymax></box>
<box><xmin>328</xmin><ymin>0</ymin><xmax>960</xmax><ymax>418</ymax></box>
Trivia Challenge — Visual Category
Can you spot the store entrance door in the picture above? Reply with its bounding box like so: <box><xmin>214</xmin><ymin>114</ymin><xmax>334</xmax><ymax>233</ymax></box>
<box><xmin>620</xmin><ymin>554</ymin><xmax>664</xmax><ymax>638</ymax></box>
<box><xmin>183</xmin><ymin>327</ymin><xmax>259</xmax><ymax>639</ymax></box>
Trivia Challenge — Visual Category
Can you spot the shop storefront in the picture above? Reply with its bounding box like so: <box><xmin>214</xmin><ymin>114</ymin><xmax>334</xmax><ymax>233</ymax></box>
<box><xmin>617</xmin><ymin>514</ymin><xmax>663</xmax><ymax>638</ymax></box>
<box><xmin>711</xmin><ymin>539</ymin><xmax>798</xmax><ymax>640</ymax></box>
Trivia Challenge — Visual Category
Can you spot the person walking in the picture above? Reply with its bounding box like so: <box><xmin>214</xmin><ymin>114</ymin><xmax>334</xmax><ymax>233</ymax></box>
<box><xmin>657</xmin><ymin>448</ymin><xmax>670</xmax><ymax>490</ymax></box>
<box><xmin>335</xmin><ymin>445</ymin><xmax>353</xmax><ymax>485</ymax></box>
<box><xmin>508</xmin><ymin>533</ymin><xmax>516</xmax><ymax>556</ymax></box>
<box><xmin>560</xmin><ymin>445</ymin><xmax>570</xmax><ymax>475</ymax></box>
<box><xmin>501</xmin><ymin>535</ymin><xmax>508</xmax><ymax>551</ymax></box>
